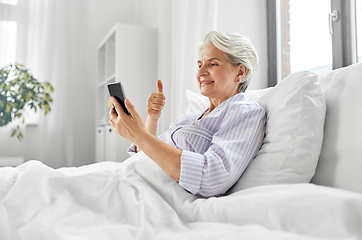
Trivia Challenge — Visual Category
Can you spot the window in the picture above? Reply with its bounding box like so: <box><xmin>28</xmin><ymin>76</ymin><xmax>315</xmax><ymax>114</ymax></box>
<box><xmin>268</xmin><ymin>0</ymin><xmax>359</xmax><ymax>85</ymax></box>
<box><xmin>287</xmin><ymin>0</ymin><xmax>332</xmax><ymax>76</ymax></box>
<box><xmin>0</xmin><ymin>21</ymin><xmax>17</xmax><ymax>67</ymax></box>
<box><xmin>0</xmin><ymin>0</ymin><xmax>26</xmax><ymax>68</ymax></box>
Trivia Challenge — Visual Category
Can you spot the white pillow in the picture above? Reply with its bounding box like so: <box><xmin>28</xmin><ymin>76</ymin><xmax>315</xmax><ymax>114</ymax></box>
<box><xmin>244</xmin><ymin>87</ymin><xmax>273</xmax><ymax>101</ymax></box>
<box><xmin>228</xmin><ymin>71</ymin><xmax>326</xmax><ymax>192</ymax></box>
<box><xmin>184</xmin><ymin>89</ymin><xmax>208</xmax><ymax>114</ymax></box>
<box><xmin>311</xmin><ymin>62</ymin><xmax>362</xmax><ymax>193</ymax></box>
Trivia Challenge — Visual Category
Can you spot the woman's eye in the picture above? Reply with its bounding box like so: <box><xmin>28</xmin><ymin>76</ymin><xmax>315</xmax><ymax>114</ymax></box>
<box><xmin>211</xmin><ymin>63</ymin><xmax>218</xmax><ymax>66</ymax></box>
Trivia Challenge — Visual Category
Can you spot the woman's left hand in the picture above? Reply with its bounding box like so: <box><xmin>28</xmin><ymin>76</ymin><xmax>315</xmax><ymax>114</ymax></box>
<box><xmin>109</xmin><ymin>97</ymin><xmax>147</xmax><ymax>145</ymax></box>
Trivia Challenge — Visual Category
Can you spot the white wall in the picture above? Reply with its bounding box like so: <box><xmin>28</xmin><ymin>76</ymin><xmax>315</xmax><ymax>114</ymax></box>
<box><xmin>0</xmin><ymin>0</ymin><xmax>267</xmax><ymax>168</ymax></box>
<box><xmin>217</xmin><ymin>0</ymin><xmax>268</xmax><ymax>90</ymax></box>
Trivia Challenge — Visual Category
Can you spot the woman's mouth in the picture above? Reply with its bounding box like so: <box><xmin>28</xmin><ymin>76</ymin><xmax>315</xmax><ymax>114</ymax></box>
<box><xmin>201</xmin><ymin>80</ymin><xmax>214</xmax><ymax>86</ymax></box>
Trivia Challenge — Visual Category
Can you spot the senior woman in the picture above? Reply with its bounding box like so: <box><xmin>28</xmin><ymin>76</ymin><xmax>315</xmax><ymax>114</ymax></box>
<box><xmin>109</xmin><ymin>31</ymin><xmax>266</xmax><ymax>197</ymax></box>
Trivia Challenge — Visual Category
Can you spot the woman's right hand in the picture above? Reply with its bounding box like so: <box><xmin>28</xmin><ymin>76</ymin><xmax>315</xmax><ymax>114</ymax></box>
<box><xmin>147</xmin><ymin>79</ymin><xmax>165</xmax><ymax>122</ymax></box>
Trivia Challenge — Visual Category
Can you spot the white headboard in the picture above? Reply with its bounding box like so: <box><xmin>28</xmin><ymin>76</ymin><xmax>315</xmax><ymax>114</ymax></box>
<box><xmin>311</xmin><ymin>62</ymin><xmax>362</xmax><ymax>194</ymax></box>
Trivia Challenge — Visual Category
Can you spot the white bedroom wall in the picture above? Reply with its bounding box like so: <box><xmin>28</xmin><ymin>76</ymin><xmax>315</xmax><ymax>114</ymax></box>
<box><xmin>216</xmin><ymin>0</ymin><xmax>268</xmax><ymax>90</ymax></box>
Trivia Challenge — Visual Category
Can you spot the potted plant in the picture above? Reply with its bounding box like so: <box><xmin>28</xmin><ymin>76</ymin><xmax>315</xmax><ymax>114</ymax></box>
<box><xmin>0</xmin><ymin>62</ymin><xmax>54</xmax><ymax>140</ymax></box>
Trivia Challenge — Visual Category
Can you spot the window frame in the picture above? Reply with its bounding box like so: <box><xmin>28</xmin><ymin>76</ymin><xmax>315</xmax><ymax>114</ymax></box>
<box><xmin>267</xmin><ymin>0</ymin><xmax>358</xmax><ymax>86</ymax></box>
<box><xmin>331</xmin><ymin>0</ymin><xmax>358</xmax><ymax>68</ymax></box>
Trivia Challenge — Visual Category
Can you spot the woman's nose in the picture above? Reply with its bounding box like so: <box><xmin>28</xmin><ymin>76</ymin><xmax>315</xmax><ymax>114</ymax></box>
<box><xmin>197</xmin><ymin>65</ymin><xmax>208</xmax><ymax>77</ymax></box>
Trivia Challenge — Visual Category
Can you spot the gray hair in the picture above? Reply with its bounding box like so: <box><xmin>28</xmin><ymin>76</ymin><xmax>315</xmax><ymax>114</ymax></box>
<box><xmin>199</xmin><ymin>31</ymin><xmax>258</xmax><ymax>93</ymax></box>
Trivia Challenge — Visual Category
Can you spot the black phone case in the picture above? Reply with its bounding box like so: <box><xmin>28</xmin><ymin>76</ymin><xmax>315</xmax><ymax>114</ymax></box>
<box><xmin>107</xmin><ymin>82</ymin><xmax>130</xmax><ymax>115</ymax></box>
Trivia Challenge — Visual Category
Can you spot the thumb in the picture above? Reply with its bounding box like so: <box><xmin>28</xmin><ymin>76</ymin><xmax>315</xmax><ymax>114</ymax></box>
<box><xmin>124</xmin><ymin>98</ymin><xmax>139</xmax><ymax>118</ymax></box>
<box><xmin>157</xmin><ymin>79</ymin><xmax>163</xmax><ymax>93</ymax></box>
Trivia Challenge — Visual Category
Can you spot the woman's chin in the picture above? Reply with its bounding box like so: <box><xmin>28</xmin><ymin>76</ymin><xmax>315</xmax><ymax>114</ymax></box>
<box><xmin>199</xmin><ymin>90</ymin><xmax>209</xmax><ymax>97</ymax></box>
<box><xmin>199</xmin><ymin>87</ymin><xmax>212</xmax><ymax>97</ymax></box>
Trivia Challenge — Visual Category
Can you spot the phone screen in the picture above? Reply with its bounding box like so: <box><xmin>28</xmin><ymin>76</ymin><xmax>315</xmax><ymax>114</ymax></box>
<box><xmin>107</xmin><ymin>82</ymin><xmax>130</xmax><ymax>115</ymax></box>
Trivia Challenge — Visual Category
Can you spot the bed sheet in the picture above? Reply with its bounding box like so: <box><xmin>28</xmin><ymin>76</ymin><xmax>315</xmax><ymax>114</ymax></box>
<box><xmin>1</xmin><ymin>152</ymin><xmax>361</xmax><ymax>240</ymax></box>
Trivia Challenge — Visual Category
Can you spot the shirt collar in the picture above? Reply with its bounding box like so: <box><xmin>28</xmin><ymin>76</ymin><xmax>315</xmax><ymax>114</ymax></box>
<box><xmin>214</xmin><ymin>92</ymin><xmax>246</xmax><ymax>111</ymax></box>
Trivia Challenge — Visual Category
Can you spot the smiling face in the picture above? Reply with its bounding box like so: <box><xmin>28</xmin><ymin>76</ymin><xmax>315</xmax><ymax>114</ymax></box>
<box><xmin>197</xmin><ymin>44</ymin><xmax>243</xmax><ymax>106</ymax></box>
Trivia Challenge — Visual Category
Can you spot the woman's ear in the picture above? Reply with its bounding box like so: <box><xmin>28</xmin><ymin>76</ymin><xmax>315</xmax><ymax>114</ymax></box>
<box><xmin>237</xmin><ymin>64</ymin><xmax>248</xmax><ymax>82</ymax></box>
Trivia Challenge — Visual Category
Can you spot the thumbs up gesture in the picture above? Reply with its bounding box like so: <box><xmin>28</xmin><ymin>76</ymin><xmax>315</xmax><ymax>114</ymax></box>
<box><xmin>147</xmin><ymin>80</ymin><xmax>166</xmax><ymax>121</ymax></box>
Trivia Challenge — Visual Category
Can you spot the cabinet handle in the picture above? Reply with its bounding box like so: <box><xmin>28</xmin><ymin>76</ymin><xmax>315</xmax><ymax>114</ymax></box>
<box><xmin>109</xmin><ymin>129</ymin><xmax>112</xmax><ymax>132</ymax></box>
<box><xmin>98</xmin><ymin>130</ymin><xmax>101</xmax><ymax>133</ymax></box>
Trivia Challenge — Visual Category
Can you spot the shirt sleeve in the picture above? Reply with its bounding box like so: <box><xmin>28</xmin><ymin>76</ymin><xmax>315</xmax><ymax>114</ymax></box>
<box><xmin>127</xmin><ymin>144</ymin><xmax>138</xmax><ymax>156</ymax></box>
<box><xmin>178</xmin><ymin>103</ymin><xmax>266</xmax><ymax>197</ymax></box>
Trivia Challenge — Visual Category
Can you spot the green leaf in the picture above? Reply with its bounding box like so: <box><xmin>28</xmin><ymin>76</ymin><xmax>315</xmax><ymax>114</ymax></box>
<box><xmin>11</xmin><ymin>129</ymin><xmax>16</xmax><ymax>137</ymax></box>
<box><xmin>45</xmin><ymin>93</ymin><xmax>51</xmax><ymax>101</ymax></box>
<box><xmin>17</xmin><ymin>132</ymin><xmax>23</xmax><ymax>141</ymax></box>
<box><xmin>44</xmin><ymin>102</ymin><xmax>50</xmax><ymax>114</ymax></box>
<box><xmin>6</xmin><ymin>104</ymin><xmax>11</xmax><ymax>113</ymax></box>
<box><xmin>25</xmin><ymin>92</ymin><xmax>31</xmax><ymax>102</ymax></box>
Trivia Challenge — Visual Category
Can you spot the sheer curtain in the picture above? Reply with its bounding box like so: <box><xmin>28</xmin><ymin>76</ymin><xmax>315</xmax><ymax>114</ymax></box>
<box><xmin>24</xmin><ymin>0</ymin><xmax>75</xmax><ymax>167</ymax></box>
<box><xmin>0</xmin><ymin>0</ymin><xmax>74</xmax><ymax>167</ymax></box>
<box><xmin>162</xmin><ymin>0</ymin><xmax>218</xmax><ymax>129</ymax></box>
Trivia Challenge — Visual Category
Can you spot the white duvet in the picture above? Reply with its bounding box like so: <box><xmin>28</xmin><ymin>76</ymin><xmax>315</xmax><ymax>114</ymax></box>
<box><xmin>1</xmin><ymin>152</ymin><xmax>361</xmax><ymax>240</ymax></box>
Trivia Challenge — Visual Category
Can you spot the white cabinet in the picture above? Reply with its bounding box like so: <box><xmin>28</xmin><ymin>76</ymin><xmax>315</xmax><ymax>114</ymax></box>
<box><xmin>104</xmin><ymin>125</ymin><xmax>132</xmax><ymax>162</ymax></box>
<box><xmin>95</xmin><ymin>127</ymin><xmax>105</xmax><ymax>162</ymax></box>
<box><xmin>95</xmin><ymin>23</ymin><xmax>158</xmax><ymax>162</ymax></box>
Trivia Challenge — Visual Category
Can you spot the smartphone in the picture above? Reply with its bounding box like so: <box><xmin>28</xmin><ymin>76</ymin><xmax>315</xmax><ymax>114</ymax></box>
<box><xmin>107</xmin><ymin>82</ymin><xmax>130</xmax><ymax>115</ymax></box>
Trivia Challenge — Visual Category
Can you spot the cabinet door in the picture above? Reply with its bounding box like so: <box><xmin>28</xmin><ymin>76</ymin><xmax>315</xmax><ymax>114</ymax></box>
<box><xmin>95</xmin><ymin>126</ymin><xmax>105</xmax><ymax>162</ymax></box>
<box><xmin>104</xmin><ymin>125</ymin><xmax>130</xmax><ymax>162</ymax></box>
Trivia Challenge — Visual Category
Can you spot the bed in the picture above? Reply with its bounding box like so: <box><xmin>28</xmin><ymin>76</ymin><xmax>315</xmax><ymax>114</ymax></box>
<box><xmin>1</xmin><ymin>62</ymin><xmax>362</xmax><ymax>239</ymax></box>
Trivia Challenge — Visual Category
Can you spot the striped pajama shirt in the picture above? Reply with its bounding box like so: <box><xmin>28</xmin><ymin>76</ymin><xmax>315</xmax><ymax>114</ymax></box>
<box><xmin>129</xmin><ymin>92</ymin><xmax>266</xmax><ymax>197</ymax></box>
